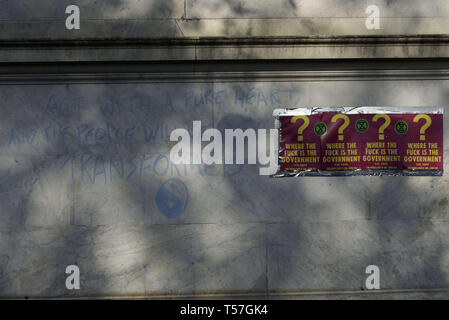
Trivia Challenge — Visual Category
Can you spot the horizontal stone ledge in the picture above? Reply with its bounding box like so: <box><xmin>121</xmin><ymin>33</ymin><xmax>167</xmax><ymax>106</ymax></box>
<box><xmin>2</xmin><ymin>35</ymin><xmax>449</xmax><ymax>62</ymax></box>
<box><xmin>2</xmin><ymin>69</ymin><xmax>449</xmax><ymax>84</ymax></box>
<box><xmin>3</xmin><ymin>35</ymin><xmax>449</xmax><ymax>46</ymax></box>
<box><xmin>2</xmin><ymin>288</ymin><xmax>449</xmax><ymax>299</ymax></box>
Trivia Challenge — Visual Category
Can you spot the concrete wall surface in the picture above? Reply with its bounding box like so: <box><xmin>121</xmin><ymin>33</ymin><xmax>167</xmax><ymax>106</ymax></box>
<box><xmin>1</xmin><ymin>1</ymin><xmax>449</xmax><ymax>299</ymax></box>
<box><xmin>1</xmin><ymin>0</ymin><xmax>449</xmax><ymax>39</ymax></box>
<box><xmin>0</xmin><ymin>69</ymin><xmax>449</xmax><ymax>298</ymax></box>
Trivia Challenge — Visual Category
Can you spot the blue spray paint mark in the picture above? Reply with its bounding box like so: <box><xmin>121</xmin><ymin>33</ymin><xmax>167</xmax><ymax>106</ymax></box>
<box><xmin>155</xmin><ymin>178</ymin><xmax>189</xmax><ymax>219</ymax></box>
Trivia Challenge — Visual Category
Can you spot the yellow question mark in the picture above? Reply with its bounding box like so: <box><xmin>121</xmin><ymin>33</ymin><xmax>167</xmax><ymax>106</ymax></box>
<box><xmin>372</xmin><ymin>114</ymin><xmax>391</xmax><ymax>140</ymax></box>
<box><xmin>331</xmin><ymin>114</ymin><xmax>350</xmax><ymax>141</ymax></box>
<box><xmin>413</xmin><ymin>114</ymin><xmax>432</xmax><ymax>141</ymax></box>
<box><xmin>290</xmin><ymin>116</ymin><xmax>310</xmax><ymax>141</ymax></box>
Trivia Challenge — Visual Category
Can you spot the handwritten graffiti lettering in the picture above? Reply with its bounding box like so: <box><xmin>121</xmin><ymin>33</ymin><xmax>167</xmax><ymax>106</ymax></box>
<box><xmin>61</xmin><ymin>152</ymin><xmax>244</xmax><ymax>184</ymax></box>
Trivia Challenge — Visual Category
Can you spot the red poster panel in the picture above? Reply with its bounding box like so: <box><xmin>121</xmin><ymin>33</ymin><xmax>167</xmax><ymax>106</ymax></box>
<box><xmin>276</xmin><ymin>107</ymin><xmax>443</xmax><ymax>176</ymax></box>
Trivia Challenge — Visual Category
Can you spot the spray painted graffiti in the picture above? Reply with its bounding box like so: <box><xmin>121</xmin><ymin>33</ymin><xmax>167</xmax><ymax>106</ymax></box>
<box><xmin>155</xmin><ymin>178</ymin><xmax>189</xmax><ymax>219</ymax></box>
<box><xmin>57</xmin><ymin>192</ymin><xmax>118</xmax><ymax>246</ymax></box>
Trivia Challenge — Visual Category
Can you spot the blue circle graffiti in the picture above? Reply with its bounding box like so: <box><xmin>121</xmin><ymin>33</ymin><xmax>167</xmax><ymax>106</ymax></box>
<box><xmin>155</xmin><ymin>178</ymin><xmax>189</xmax><ymax>219</ymax></box>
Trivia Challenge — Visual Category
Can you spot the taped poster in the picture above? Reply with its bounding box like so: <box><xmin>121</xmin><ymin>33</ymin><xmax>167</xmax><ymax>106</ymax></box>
<box><xmin>273</xmin><ymin>107</ymin><xmax>444</xmax><ymax>177</ymax></box>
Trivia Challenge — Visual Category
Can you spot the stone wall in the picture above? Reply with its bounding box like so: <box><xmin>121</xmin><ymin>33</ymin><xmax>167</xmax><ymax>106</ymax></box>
<box><xmin>2</xmin><ymin>0</ymin><xmax>449</xmax><ymax>39</ymax></box>
<box><xmin>0</xmin><ymin>1</ymin><xmax>449</xmax><ymax>298</ymax></box>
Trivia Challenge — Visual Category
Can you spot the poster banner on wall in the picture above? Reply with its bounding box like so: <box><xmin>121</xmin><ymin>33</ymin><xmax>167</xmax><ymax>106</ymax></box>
<box><xmin>273</xmin><ymin>107</ymin><xmax>444</xmax><ymax>177</ymax></box>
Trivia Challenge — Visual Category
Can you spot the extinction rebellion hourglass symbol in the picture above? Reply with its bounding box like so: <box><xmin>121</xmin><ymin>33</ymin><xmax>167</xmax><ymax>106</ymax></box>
<box><xmin>355</xmin><ymin>119</ymin><xmax>369</xmax><ymax>133</ymax></box>
<box><xmin>395</xmin><ymin>120</ymin><xmax>409</xmax><ymax>135</ymax></box>
<box><xmin>314</xmin><ymin>122</ymin><xmax>328</xmax><ymax>136</ymax></box>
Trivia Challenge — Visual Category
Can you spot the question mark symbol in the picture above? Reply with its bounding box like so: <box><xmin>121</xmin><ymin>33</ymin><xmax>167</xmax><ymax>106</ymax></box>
<box><xmin>372</xmin><ymin>114</ymin><xmax>391</xmax><ymax>140</ymax></box>
<box><xmin>413</xmin><ymin>114</ymin><xmax>432</xmax><ymax>141</ymax></box>
<box><xmin>290</xmin><ymin>116</ymin><xmax>310</xmax><ymax>142</ymax></box>
<box><xmin>331</xmin><ymin>114</ymin><xmax>350</xmax><ymax>141</ymax></box>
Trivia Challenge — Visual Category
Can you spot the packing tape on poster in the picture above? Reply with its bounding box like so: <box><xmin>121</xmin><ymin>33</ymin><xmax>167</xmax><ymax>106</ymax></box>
<box><xmin>272</xmin><ymin>107</ymin><xmax>444</xmax><ymax>177</ymax></box>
